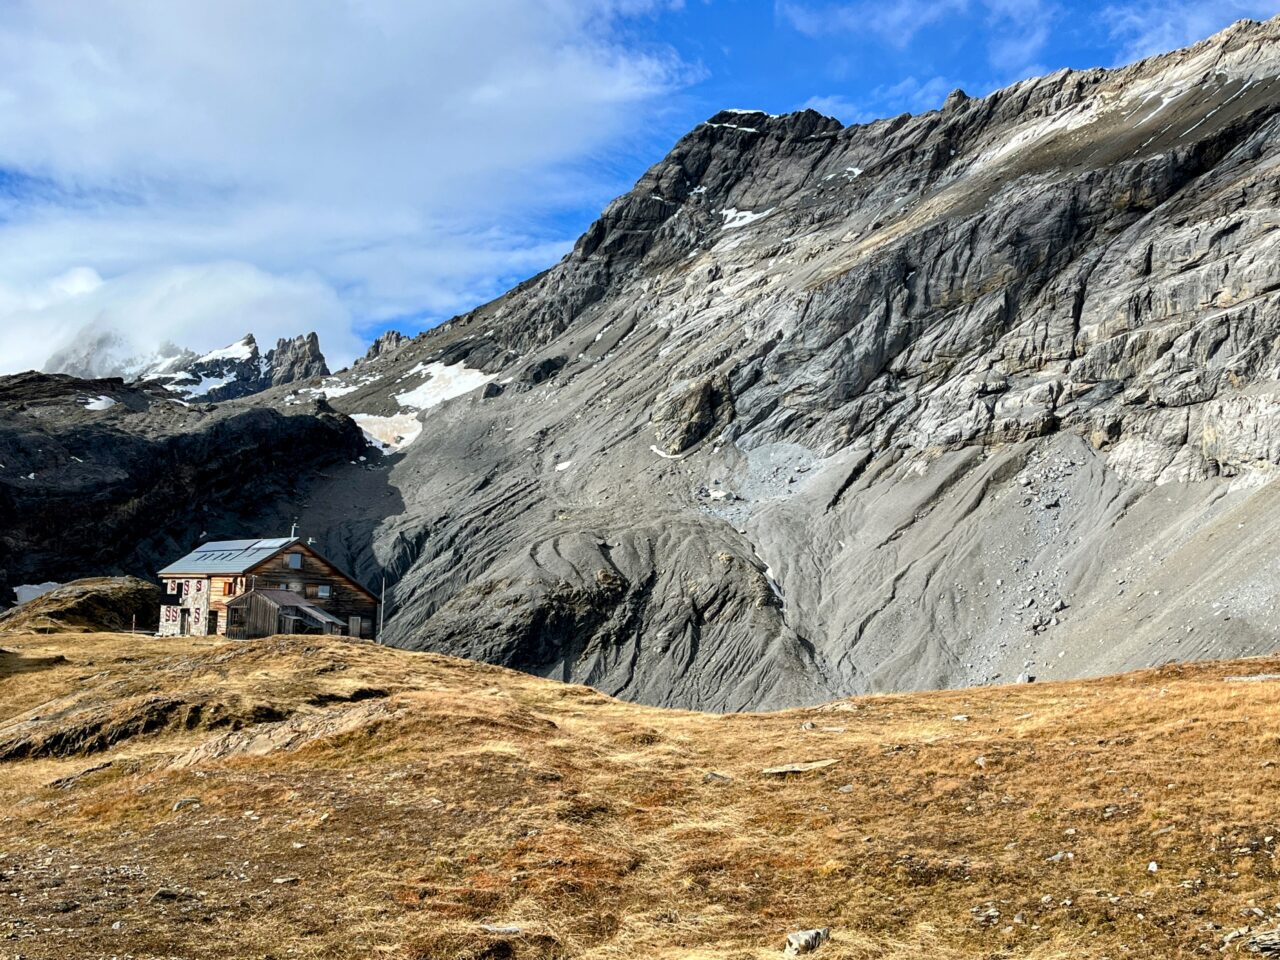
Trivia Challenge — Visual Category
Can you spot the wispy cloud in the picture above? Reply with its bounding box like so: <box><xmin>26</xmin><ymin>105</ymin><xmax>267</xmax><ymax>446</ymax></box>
<box><xmin>981</xmin><ymin>0</ymin><xmax>1054</xmax><ymax>77</ymax></box>
<box><xmin>781</xmin><ymin>0</ymin><xmax>1059</xmax><ymax>122</ymax></box>
<box><xmin>0</xmin><ymin>1</ymin><xmax>698</xmax><ymax>374</ymax></box>
<box><xmin>804</xmin><ymin>74</ymin><xmax>958</xmax><ymax>123</ymax></box>
<box><xmin>779</xmin><ymin>0</ymin><xmax>1055</xmax><ymax>71</ymax></box>
<box><xmin>1100</xmin><ymin>0</ymin><xmax>1276</xmax><ymax>63</ymax></box>
<box><xmin>777</xmin><ymin>0</ymin><xmax>970</xmax><ymax>47</ymax></box>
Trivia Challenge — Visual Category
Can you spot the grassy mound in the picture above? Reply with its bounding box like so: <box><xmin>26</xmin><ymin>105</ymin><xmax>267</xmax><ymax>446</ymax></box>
<box><xmin>0</xmin><ymin>576</ymin><xmax>160</xmax><ymax>633</ymax></box>
<box><xmin>1</xmin><ymin>631</ymin><xmax>1279</xmax><ymax>958</ymax></box>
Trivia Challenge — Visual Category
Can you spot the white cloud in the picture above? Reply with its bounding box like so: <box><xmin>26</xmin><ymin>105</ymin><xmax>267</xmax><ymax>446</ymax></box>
<box><xmin>779</xmin><ymin>0</ymin><xmax>1054</xmax><ymax>68</ymax></box>
<box><xmin>0</xmin><ymin>263</ymin><xmax>355</xmax><ymax>376</ymax></box>
<box><xmin>802</xmin><ymin>95</ymin><xmax>875</xmax><ymax>124</ymax></box>
<box><xmin>981</xmin><ymin>0</ymin><xmax>1053</xmax><ymax>76</ymax></box>
<box><xmin>1101</xmin><ymin>0</ymin><xmax>1276</xmax><ymax>63</ymax></box>
<box><xmin>0</xmin><ymin>1</ymin><xmax>697</xmax><ymax>374</ymax></box>
<box><xmin>783</xmin><ymin>0</ymin><xmax>1057</xmax><ymax>121</ymax></box>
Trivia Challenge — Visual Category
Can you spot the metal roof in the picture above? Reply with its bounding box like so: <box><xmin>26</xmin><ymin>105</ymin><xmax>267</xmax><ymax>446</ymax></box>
<box><xmin>159</xmin><ymin>537</ymin><xmax>298</xmax><ymax>576</ymax></box>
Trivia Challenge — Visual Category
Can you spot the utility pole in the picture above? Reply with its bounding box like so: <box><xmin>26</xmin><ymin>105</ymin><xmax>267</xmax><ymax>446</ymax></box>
<box><xmin>379</xmin><ymin>576</ymin><xmax>386</xmax><ymax>643</ymax></box>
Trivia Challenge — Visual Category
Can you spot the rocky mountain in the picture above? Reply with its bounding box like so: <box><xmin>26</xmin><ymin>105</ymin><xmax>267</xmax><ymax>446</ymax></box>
<box><xmin>0</xmin><ymin>372</ymin><xmax>364</xmax><ymax>606</ymax></box>
<box><xmin>44</xmin><ymin>329</ymin><xmax>330</xmax><ymax>402</ymax></box>
<box><xmin>5</xmin><ymin>18</ymin><xmax>1280</xmax><ymax>711</ymax></box>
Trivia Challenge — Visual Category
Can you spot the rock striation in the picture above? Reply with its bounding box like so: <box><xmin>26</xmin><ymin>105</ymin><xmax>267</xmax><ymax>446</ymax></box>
<box><xmin>10</xmin><ymin>19</ymin><xmax>1280</xmax><ymax>711</ymax></box>
<box><xmin>275</xmin><ymin>17</ymin><xmax>1280</xmax><ymax>710</ymax></box>
<box><xmin>0</xmin><ymin>372</ymin><xmax>364</xmax><ymax>606</ymax></box>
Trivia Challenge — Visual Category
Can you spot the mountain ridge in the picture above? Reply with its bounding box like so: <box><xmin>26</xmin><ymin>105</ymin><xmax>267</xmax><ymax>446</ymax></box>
<box><xmin>43</xmin><ymin>328</ymin><xmax>331</xmax><ymax>402</ymax></box>
<box><xmin>3</xmin><ymin>17</ymin><xmax>1280</xmax><ymax>711</ymax></box>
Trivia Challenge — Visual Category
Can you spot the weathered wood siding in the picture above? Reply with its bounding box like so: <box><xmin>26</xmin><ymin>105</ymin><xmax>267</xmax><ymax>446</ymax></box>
<box><xmin>245</xmin><ymin>545</ymin><xmax>378</xmax><ymax>639</ymax></box>
<box><xmin>225</xmin><ymin>592</ymin><xmax>282</xmax><ymax>640</ymax></box>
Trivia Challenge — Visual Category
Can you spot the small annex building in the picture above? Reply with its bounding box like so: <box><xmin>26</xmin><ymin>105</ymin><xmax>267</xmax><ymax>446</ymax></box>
<box><xmin>158</xmin><ymin>537</ymin><xmax>379</xmax><ymax>640</ymax></box>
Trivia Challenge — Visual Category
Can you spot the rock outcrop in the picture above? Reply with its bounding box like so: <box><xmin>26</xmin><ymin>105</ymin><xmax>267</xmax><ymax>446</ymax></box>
<box><xmin>360</xmin><ymin>330</ymin><xmax>408</xmax><ymax>363</ymax></box>
<box><xmin>267</xmin><ymin>333</ymin><xmax>329</xmax><ymax>388</ymax></box>
<box><xmin>0</xmin><ymin>577</ymin><xmax>161</xmax><ymax>634</ymax></box>
<box><xmin>268</xmin><ymin>18</ymin><xmax>1280</xmax><ymax>710</ymax></box>
<box><xmin>11</xmin><ymin>19</ymin><xmax>1280</xmax><ymax>711</ymax></box>
<box><xmin>44</xmin><ymin>330</ymin><xmax>331</xmax><ymax>402</ymax></box>
<box><xmin>0</xmin><ymin>372</ymin><xmax>365</xmax><ymax>605</ymax></box>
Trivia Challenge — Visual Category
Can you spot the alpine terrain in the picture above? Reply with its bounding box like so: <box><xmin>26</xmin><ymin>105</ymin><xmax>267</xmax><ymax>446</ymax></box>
<box><xmin>4</xmin><ymin>18</ymin><xmax>1280</xmax><ymax>711</ymax></box>
<box><xmin>43</xmin><ymin>328</ymin><xmax>330</xmax><ymax>402</ymax></box>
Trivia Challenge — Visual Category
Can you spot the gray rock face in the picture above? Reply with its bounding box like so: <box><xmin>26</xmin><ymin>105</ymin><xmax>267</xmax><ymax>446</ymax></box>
<box><xmin>267</xmin><ymin>333</ymin><xmax>329</xmax><ymax>388</ymax></box>
<box><xmin>273</xmin><ymin>18</ymin><xmax>1280</xmax><ymax>711</ymax></box>
<box><xmin>359</xmin><ymin>330</ymin><xmax>408</xmax><ymax>363</ymax></box>
<box><xmin>0</xmin><ymin>372</ymin><xmax>365</xmax><ymax>606</ymax></box>
<box><xmin>13</xmin><ymin>20</ymin><xmax>1280</xmax><ymax>714</ymax></box>
<box><xmin>43</xmin><ymin>330</ymin><xmax>330</xmax><ymax>402</ymax></box>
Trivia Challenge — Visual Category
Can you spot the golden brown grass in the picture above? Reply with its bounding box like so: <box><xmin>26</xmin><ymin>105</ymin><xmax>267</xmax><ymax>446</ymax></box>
<box><xmin>1</xmin><ymin>631</ymin><xmax>1278</xmax><ymax>959</ymax></box>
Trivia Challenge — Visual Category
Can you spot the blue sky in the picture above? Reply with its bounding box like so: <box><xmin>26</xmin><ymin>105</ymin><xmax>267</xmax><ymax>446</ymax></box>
<box><xmin>0</xmin><ymin>0</ymin><xmax>1273</xmax><ymax>373</ymax></box>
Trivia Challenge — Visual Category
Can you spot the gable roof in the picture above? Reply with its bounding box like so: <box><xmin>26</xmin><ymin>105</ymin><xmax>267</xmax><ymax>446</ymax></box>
<box><xmin>159</xmin><ymin>537</ymin><xmax>297</xmax><ymax>576</ymax></box>
<box><xmin>159</xmin><ymin>538</ymin><xmax>380</xmax><ymax>603</ymax></box>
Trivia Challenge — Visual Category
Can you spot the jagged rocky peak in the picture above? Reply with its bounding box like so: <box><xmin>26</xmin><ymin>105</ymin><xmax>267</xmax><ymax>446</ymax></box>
<box><xmin>42</xmin><ymin>326</ymin><xmax>329</xmax><ymax>402</ymax></box>
<box><xmin>267</xmin><ymin>332</ymin><xmax>329</xmax><ymax>387</ymax></box>
<box><xmin>359</xmin><ymin>329</ymin><xmax>409</xmax><ymax>363</ymax></box>
<box><xmin>299</xmin><ymin>16</ymin><xmax>1280</xmax><ymax>712</ymax></box>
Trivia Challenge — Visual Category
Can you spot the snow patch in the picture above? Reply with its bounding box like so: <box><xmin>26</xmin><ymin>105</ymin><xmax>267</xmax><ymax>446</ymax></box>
<box><xmin>395</xmin><ymin>362</ymin><xmax>495</xmax><ymax>410</ymax></box>
<box><xmin>191</xmin><ymin>374</ymin><xmax>234</xmax><ymax>394</ymax></box>
<box><xmin>84</xmin><ymin>395</ymin><xmax>117</xmax><ymax>411</ymax></box>
<box><xmin>704</xmin><ymin>122</ymin><xmax>761</xmax><ymax>133</ymax></box>
<box><xmin>351</xmin><ymin>413</ymin><xmax>423</xmax><ymax>451</ymax></box>
<box><xmin>555</xmin><ymin>460</ymin><xmax>573</xmax><ymax>472</ymax></box>
<box><xmin>721</xmin><ymin>207</ymin><xmax>775</xmax><ymax>230</ymax></box>
<box><xmin>197</xmin><ymin>336</ymin><xmax>255</xmax><ymax>364</ymax></box>
<box><xmin>650</xmin><ymin>445</ymin><xmax>686</xmax><ymax>460</ymax></box>
<box><xmin>317</xmin><ymin>383</ymin><xmax>360</xmax><ymax>399</ymax></box>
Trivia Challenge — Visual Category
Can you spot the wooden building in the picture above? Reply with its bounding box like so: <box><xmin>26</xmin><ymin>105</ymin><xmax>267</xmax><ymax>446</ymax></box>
<box><xmin>158</xmin><ymin>537</ymin><xmax>379</xmax><ymax>640</ymax></box>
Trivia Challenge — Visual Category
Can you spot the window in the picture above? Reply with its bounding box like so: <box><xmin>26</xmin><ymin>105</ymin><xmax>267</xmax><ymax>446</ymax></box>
<box><xmin>284</xmin><ymin>553</ymin><xmax>302</xmax><ymax>570</ymax></box>
<box><xmin>317</xmin><ymin>584</ymin><xmax>331</xmax><ymax>599</ymax></box>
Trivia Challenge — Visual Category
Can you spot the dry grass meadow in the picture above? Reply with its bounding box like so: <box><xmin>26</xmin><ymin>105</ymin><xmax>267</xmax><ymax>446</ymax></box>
<box><xmin>1</xmin><ymin>630</ymin><xmax>1278</xmax><ymax>959</ymax></box>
